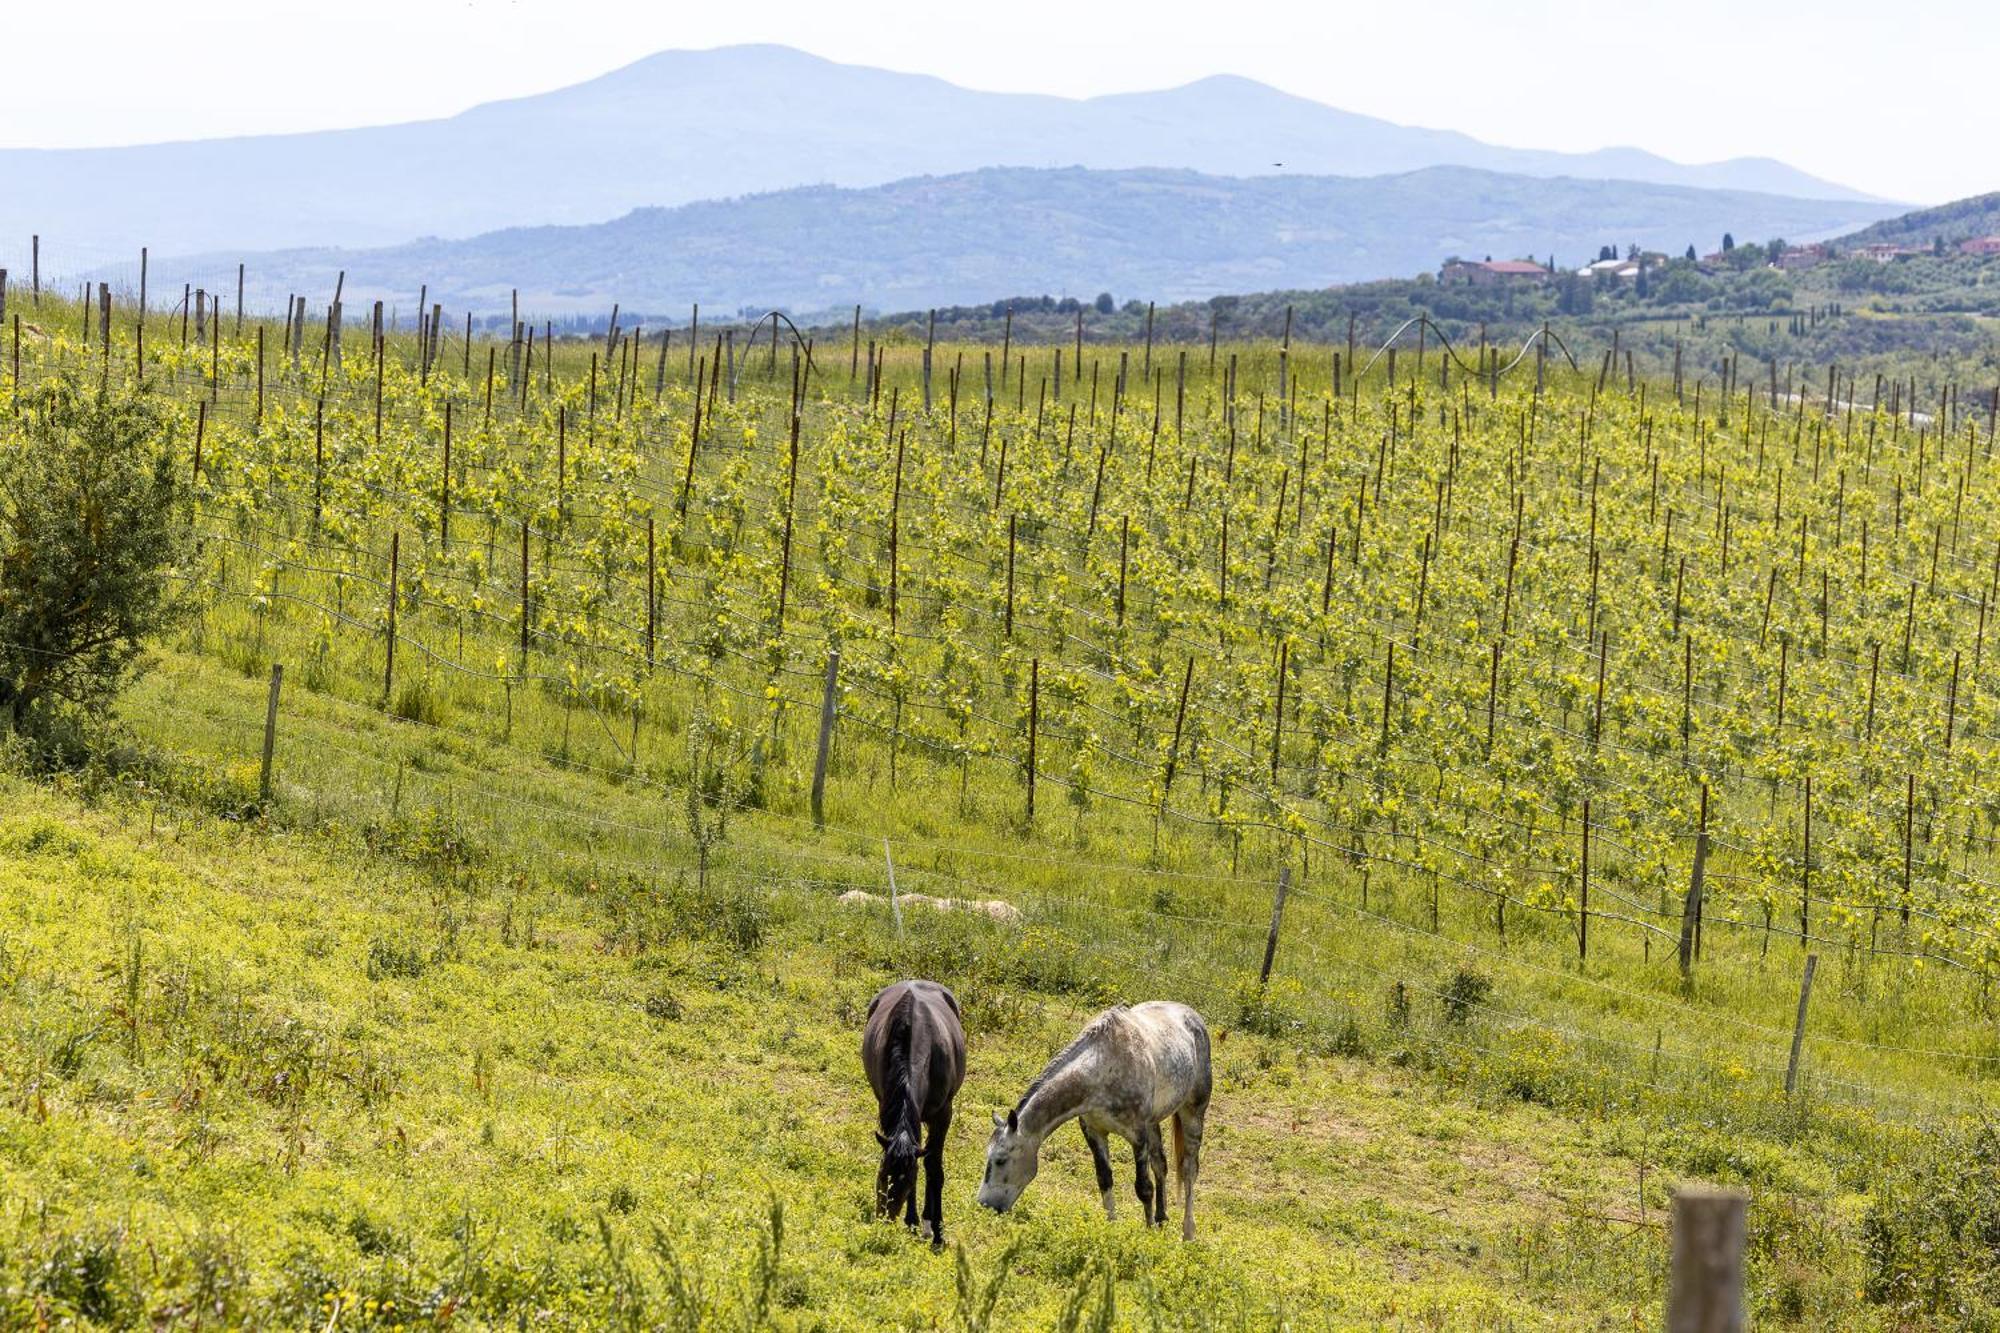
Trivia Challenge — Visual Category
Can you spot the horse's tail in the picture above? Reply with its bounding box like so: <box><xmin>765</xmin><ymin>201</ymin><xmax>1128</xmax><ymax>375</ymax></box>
<box><xmin>1171</xmin><ymin>1111</ymin><xmax>1186</xmax><ymax>1186</ymax></box>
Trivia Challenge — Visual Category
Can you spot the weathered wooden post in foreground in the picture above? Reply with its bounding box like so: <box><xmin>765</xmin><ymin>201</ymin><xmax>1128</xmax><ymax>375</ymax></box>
<box><xmin>258</xmin><ymin>664</ymin><xmax>284</xmax><ymax>803</ymax></box>
<box><xmin>811</xmin><ymin>649</ymin><xmax>840</xmax><ymax>828</ymax></box>
<box><xmin>1785</xmin><ymin>953</ymin><xmax>1819</xmax><ymax>1097</ymax></box>
<box><xmin>1258</xmin><ymin>867</ymin><xmax>1292</xmax><ymax>985</ymax></box>
<box><xmin>1668</xmin><ymin>1189</ymin><xmax>1746</xmax><ymax>1332</ymax></box>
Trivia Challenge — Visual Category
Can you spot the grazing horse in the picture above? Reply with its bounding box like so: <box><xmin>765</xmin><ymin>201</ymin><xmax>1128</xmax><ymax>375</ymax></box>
<box><xmin>977</xmin><ymin>1001</ymin><xmax>1211</xmax><ymax>1239</ymax></box>
<box><xmin>861</xmin><ymin>980</ymin><xmax>967</xmax><ymax>1246</ymax></box>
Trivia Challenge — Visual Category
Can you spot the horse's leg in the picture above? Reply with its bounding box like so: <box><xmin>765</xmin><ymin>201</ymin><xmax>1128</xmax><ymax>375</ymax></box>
<box><xmin>1130</xmin><ymin>1133</ymin><xmax>1157</xmax><ymax>1225</ymax></box>
<box><xmin>1175</xmin><ymin>1100</ymin><xmax>1207</xmax><ymax>1241</ymax></box>
<box><xmin>1081</xmin><ymin>1123</ymin><xmax>1117</xmax><ymax>1220</ymax></box>
<box><xmin>922</xmin><ymin>1108</ymin><xmax>951</xmax><ymax>1248</ymax></box>
<box><xmin>1146</xmin><ymin>1124</ymin><xmax>1171</xmax><ymax>1227</ymax></box>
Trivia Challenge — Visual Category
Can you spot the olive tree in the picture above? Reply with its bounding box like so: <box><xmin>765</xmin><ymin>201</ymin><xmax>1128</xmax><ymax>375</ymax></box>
<box><xmin>0</xmin><ymin>380</ymin><xmax>191</xmax><ymax>734</ymax></box>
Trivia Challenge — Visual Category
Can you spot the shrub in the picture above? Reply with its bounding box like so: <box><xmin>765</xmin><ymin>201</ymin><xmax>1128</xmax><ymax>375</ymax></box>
<box><xmin>1862</xmin><ymin>1118</ymin><xmax>2000</xmax><ymax>1321</ymax></box>
<box><xmin>365</xmin><ymin>937</ymin><xmax>430</xmax><ymax>981</ymax></box>
<box><xmin>1440</xmin><ymin>966</ymin><xmax>1493</xmax><ymax>1025</ymax></box>
<box><xmin>1234</xmin><ymin>977</ymin><xmax>1306</xmax><ymax>1037</ymax></box>
<box><xmin>0</xmin><ymin>379</ymin><xmax>192</xmax><ymax>736</ymax></box>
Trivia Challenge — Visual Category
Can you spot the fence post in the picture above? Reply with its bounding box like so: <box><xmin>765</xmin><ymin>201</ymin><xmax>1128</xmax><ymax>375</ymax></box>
<box><xmin>1026</xmin><ymin>658</ymin><xmax>1040</xmax><ymax>820</ymax></box>
<box><xmin>884</xmin><ymin>838</ymin><xmax>904</xmax><ymax>940</ymax></box>
<box><xmin>1679</xmin><ymin>785</ymin><xmax>1709</xmax><ymax>975</ymax></box>
<box><xmin>811</xmin><ymin>648</ymin><xmax>840</xmax><ymax>828</ymax></box>
<box><xmin>1578</xmin><ymin>798</ymin><xmax>1591</xmax><ymax>961</ymax></box>
<box><xmin>384</xmin><ymin>531</ymin><xmax>399</xmax><ymax>704</ymax></box>
<box><xmin>1258</xmin><ymin>867</ymin><xmax>1293</xmax><ymax>985</ymax></box>
<box><xmin>258</xmin><ymin>664</ymin><xmax>284</xmax><ymax>802</ymax></box>
<box><xmin>1785</xmin><ymin>953</ymin><xmax>1819</xmax><ymax>1097</ymax></box>
<box><xmin>1668</xmin><ymin>1189</ymin><xmax>1746</xmax><ymax>1333</ymax></box>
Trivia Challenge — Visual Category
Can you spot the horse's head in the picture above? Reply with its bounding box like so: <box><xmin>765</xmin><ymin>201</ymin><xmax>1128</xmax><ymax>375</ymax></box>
<box><xmin>976</xmin><ymin>1108</ymin><xmax>1038</xmax><ymax>1213</ymax></box>
<box><xmin>874</xmin><ymin>1128</ymin><xmax>920</xmax><ymax>1218</ymax></box>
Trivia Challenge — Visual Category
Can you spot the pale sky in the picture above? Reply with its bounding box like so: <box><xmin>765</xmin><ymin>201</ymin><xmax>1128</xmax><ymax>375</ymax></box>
<box><xmin>1</xmin><ymin>0</ymin><xmax>1989</xmax><ymax>205</ymax></box>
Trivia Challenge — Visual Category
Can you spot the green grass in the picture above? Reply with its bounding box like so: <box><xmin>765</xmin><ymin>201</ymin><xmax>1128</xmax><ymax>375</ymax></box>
<box><xmin>3</xmin><ymin>752</ymin><xmax>1712</xmax><ymax>1329</ymax></box>
<box><xmin>0</xmin><ymin>643</ymin><xmax>1930</xmax><ymax>1328</ymax></box>
<box><xmin>3</xmin><ymin>292</ymin><xmax>1998</xmax><ymax>1325</ymax></box>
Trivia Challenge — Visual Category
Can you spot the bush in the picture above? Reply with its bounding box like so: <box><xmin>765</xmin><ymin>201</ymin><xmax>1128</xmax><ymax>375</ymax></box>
<box><xmin>1440</xmin><ymin>967</ymin><xmax>1493</xmax><ymax>1025</ymax></box>
<box><xmin>0</xmin><ymin>379</ymin><xmax>192</xmax><ymax>735</ymax></box>
<box><xmin>1862</xmin><ymin>1118</ymin><xmax>2000</xmax><ymax>1321</ymax></box>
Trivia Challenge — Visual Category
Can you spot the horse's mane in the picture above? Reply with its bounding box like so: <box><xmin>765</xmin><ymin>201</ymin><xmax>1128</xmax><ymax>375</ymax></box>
<box><xmin>1015</xmin><ymin>1006</ymin><xmax>1124</xmax><ymax>1111</ymax></box>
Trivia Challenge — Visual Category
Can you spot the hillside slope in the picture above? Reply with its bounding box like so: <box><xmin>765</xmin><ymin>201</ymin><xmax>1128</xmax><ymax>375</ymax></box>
<box><xmin>130</xmin><ymin>164</ymin><xmax>1903</xmax><ymax>318</ymax></box>
<box><xmin>1835</xmin><ymin>190</ymin><xmax>2000</xmax><ymax>248</ymax></box>
<box><xmin>0</xmin><ymin>656</ymin><xmax>1679</xmax><ymax>1328</ymax></box>
<box><xmin>0</xmin><ymin>44</ymin><xmax>1880</xmax><ymax>265</ymax></box>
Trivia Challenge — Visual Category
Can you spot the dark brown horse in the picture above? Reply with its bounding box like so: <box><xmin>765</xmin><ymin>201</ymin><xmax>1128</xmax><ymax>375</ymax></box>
<box><xmin>861</xmin><ymin>979</ymin><xmax>966</xmax><ymax>1246</ymax></box>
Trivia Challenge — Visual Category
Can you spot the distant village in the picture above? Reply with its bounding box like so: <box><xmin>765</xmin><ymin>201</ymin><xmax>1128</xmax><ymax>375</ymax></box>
<box><xmin>1438</xmin><ymin>233</ymin><xmax>2000</xmax><ymax>286</ymax></box>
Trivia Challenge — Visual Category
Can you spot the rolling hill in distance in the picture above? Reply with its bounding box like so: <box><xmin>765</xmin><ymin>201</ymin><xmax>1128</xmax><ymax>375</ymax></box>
<box><xmin>1835</xmin><ymin>190</ymin><xmax>2000</xmax><ymax>248</ymax></box>
<box><xmin>136</xmin><ymin>164</ymin><xmax>1905</xmax><ymax>319</ymax></box>
<box><xmin>2</xmin><ymin>44</ymin><xmax>1886</xmax><ymax>267</ymax></box>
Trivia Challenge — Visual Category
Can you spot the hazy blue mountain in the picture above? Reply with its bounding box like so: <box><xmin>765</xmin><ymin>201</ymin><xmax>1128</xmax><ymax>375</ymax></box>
<box><xmin>131</xmin><ymin>165</ymin><xmax>1903</xmax><ymax>321</ymax></box>
<box><xmin>0</xmin><ymin>44</ymin><xmax>1881</xmax><ymax>269</ymax></box>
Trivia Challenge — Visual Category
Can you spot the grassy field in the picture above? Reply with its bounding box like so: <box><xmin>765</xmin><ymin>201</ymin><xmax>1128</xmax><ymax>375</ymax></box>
<box><xmin>2</xmin><ymin>292</ymin><xmax>1998</xmax><ymax>1326</ymax></box>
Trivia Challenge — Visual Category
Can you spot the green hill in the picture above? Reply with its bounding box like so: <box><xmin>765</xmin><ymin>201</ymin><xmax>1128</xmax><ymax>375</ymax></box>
<box><xmin>1836</xmin><ymin>190</ymin><xmax>2000</xmax><ymax>248</ymax></box>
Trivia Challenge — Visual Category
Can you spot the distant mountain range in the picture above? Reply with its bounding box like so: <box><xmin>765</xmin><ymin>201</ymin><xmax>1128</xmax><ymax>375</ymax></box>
<box><xmin>130</xmin><ymin>165</ymin><xmax>1904</xmax><ymax>320</ymax></box>
<box><xmin>0</xmin><ymin>44</ymin><xmax>1885</xmax><ymax>268</ymax></box>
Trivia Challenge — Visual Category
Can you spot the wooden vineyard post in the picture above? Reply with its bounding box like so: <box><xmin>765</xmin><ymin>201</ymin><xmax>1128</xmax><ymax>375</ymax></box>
<box><xmin>1486</xmin><ymin>641</ymin><xmax>1501</xmax><ymax>754</ymax></box>
<box><xmin>889</xmin><ymin>428</ymin><xmax>904</xmax><ymax>633</ymax></box>
<box><xmin>258</xmin><ymin>664</ymin><xmax>284</xmax><ymax>803</ymax></box>
<box><xmin>777</xmin><ymin>412</ymin><xmax>800</xmax><ymax>632</ymax></box>
<box><xmin>1579</xmin><ymin>798</ymin><xmax>1591</xmax><ymax>961</ymax></box>
<box><xmin>679</xmin><ymin>360</ymin><xmax>703</xmax><ymax>516</ymax></box>
<box><xmin>1946</xmin><ymin>650</ymin><xmax>1961</xmax><ymax>751</ymax></box>
<box><xmin>1026</xmin><ymin>658</ymin><xmax>1040</xmax><ymax>820</ymax></box>
<box><xmin>1162</xmin><ymin>658</ymin><xmax>1193</xmax><ymax>812</ymax></box>
<box><xmin>1592</xmin><ymin>632</ymin><xmax>1608</xmax><ymax>747</ymax></box>
<box><xmin>645</xmin><ymin>516</ymin><xmax>657</xmax><ymax>669</ymax></box>
<box><xmin>312</xmin><ymin>398</ymin><xmax>325</xmax><ymax>530</ymax></box>
<box><xmin>384</xmin><ymin>532</ymin><xmax>400</xmax><ymax>705</ymax></box>
<box><xmin>1668</xmin><ymin>1190</ymin><xmax>1746</xmax><ymax>1333</ymax></box>
<box><xmin>1270</xmin><ymin>640</ymin><xmax>1288</xmax><ymax>782</ymax></box>
<box><xmin>1004</xmin><ymin>514</ymin><xmax>1017</xmax><ymax>637</ymax></box>
<box><xmin>1866</xmin><ymin>642</ymin><xmax>1880</xmax><ymax>737</ymax></box>
<box><xmin>1117</xmin><ymin>515</ymin><xmax>1129</xmax><ymax>626</ymax></box>
<box><xmin>1258</xmin><ymin>867</ymin><xmax>1293</xmax><ymax>986</ymax></box>
<box><xmin>793</xmin><ymin>644</ymin><xmax>840</xmax><ymax>829</ymax></box>
<box><xmin>884</xmin><ymin>838</ymin><xmax>905</xmax><ymax>940</ymax></box>
<box><xmin>1801</xmin><ymin>775</ymin><xmax>1812</xmax><ymax>944</ymax></box>
<box><xmin>922</xmin><ymin>309</ymin><xmax>935</xmax><ymax>413</ymax></box>
<box><xmin>1785</xmin><ymin>953</ymin><xmax>1819</xmax><ymax>1097</ymax></box>
<box><xmin>520</xmin><ymin>522</ymin><xmax>532</xmax><ymax>661</ymax></box>
<box><xmin>1903</xmin><ymin>772</ymin><xmax>1914</xmax><ymax>927</ymax></box>
<box><xmin>1679</xmin><ymin>785</ymin><xmax>1709</xmax><ymax>974</ymax></box>
<box><xmin>440</xmin><ymin>403</ymin><xmax>452</xmax><ymax>547</ymax></box>
<box><xmin>1379</xmin><ymin>641</ymin><xmax>1394</xmax><ymax>756</ymax></box>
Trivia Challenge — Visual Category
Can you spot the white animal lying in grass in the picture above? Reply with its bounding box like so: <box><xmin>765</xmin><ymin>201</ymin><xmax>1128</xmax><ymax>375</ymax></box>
<box><xmin>836</xmin><ymin>889</ymin><xmax>1023</xmax><ymax>923</ymax></box>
